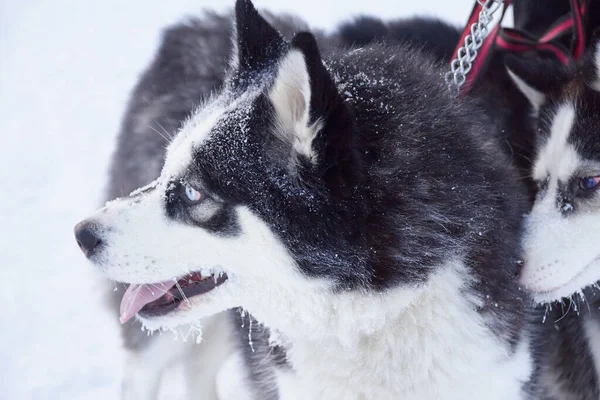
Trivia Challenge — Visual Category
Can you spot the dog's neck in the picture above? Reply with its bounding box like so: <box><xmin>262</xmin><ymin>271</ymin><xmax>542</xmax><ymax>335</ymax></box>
<box><xmin>243</xmin><ymin>261</ymin><xmax>532</xmax><ymax>399</ymax></box>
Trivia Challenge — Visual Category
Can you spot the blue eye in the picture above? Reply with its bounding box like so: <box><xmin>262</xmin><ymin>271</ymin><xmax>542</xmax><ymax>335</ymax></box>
<box><xmin>579</xmin><ymin>177</ymin><xmax>600</xmax><ymax>190</ymax></box>
<box><xmin>183</xmin><ymin>184</ymin><xmax>203</xmax><ymax>203</ymax></box>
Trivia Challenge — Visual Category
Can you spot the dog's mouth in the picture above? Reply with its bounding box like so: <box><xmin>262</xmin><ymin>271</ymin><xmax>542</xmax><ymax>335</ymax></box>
<box><xmin>526</xmin><ymin>255</ymin><xmax>600</xmax><ymax>303</ymax></box>
<box><xmin>119</xmin><ymin>270</ymin><xmax>228</xmax><ymax>323</ymax></box>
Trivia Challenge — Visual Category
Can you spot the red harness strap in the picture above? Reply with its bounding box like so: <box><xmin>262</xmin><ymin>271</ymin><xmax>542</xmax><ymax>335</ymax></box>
<box><xmin>496</xmin><ymin>28</ymin><xmax>572</xmax><ymax>64</ymax></box>
<box><xmin>570</xmin><ymin>0</ymin><xmax>587</xmax><ymax>59</ymax></box>
<box><xmin>452</xmin><ymin>0</ymin><xmax>590</xmax><ymax>96</ymax></box>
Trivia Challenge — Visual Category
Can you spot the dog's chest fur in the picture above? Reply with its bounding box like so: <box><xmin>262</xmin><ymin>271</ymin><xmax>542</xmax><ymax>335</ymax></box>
<box><xmin>254</xmin><ymin>263</ymin><xmax>533</xmax><ymax>400</ymax></box>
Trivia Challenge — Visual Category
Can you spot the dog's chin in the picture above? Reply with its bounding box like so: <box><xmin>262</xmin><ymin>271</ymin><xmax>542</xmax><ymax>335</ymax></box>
<box><xmin>523</xmin><ymin>258</ymin><xmax>600</xmax><ymax>304</ymax></box>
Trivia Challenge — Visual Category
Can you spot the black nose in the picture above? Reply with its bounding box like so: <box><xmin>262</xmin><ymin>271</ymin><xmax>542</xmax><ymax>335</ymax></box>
<box><xmin>74</xmin><ymin>221</ymin><xmax>102</xmax><ymax>257</ymax></box>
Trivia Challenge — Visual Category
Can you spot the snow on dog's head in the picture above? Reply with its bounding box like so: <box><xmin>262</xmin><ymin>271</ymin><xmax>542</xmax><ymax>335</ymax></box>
<box><xmin>507</xmin><ymin>41</ymin><xmax>600</xmax><ymax>304</ymax></box>
<box><xmin>74</xmin><ymin>0</ymin><xmax>373</xmax><ymax>332</ymax></box>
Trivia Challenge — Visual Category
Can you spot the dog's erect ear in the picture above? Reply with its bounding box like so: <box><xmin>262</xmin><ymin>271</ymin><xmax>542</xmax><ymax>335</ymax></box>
<box><xmin>586</xmin><ymin>29</ymin><xmax>600</xmax><ymax>91</ymax></box>
<box><xmin>505</xmin><ymin>55</ymin><xmax>573</xmax><ymax>113</ymax></box>
<box><xmin>505</xmin><ymin>56</ymin><xmax>550</xmax><ymax>113</ymax></box>
<box><xmin>231</xmin><ymin>0</ymin><xmax>286</xmax><ymax>73</ymax></box>
<box><xmin>268</xmin><ymin>32</ymin><xmax>354</xmax><ymax>169</ymax></box>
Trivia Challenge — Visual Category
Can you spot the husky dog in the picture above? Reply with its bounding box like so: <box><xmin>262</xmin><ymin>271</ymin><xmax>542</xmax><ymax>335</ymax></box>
<box><xmin>507</xmin><ymin>40</ymin><xmax>600</xmax><ymax>399</ymax></box>
<box><xmin>76</xmin><ymin>0</ymin><xmax>534</xmax><ymax>398</ymax></box>
<box><xmin>106</xmin><ymin>9</ymin><xmax>461</xmax><ymax>399</ymax></box>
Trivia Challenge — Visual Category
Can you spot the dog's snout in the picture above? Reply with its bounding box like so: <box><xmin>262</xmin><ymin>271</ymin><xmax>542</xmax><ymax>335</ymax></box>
<box><xmin>74</xmin><ymin>220</ymin><xmax>102</xmax><ymax>258</ymax></box>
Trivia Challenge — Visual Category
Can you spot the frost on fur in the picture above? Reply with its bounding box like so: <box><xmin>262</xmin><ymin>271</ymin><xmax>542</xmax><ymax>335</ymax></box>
<box><xmin>140</xmin><ymin>320</ymin><xmax>205</xmax><ymax>345</ymax></box>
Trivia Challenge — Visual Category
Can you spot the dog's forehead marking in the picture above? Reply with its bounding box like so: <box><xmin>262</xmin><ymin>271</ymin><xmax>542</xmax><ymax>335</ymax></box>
<box><xmin>533</xmin><ymin>103</ymin><xmax>579</xmax><ymax>182</ymax></box>
<box><xmin>161</xmin><ymin>103</ymin><xmax>230</xmax><ymax>179</ymax></box>
<box><xmin>161</xmin><ymin>91</ymin><xmax>262</xmax><ymax>180</ymax></box>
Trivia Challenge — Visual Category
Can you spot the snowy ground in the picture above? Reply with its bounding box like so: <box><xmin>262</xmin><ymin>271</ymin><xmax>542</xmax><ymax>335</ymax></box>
<box><xmin>1</xmin><ymin>0</ymin><xmax>480</xmax><ymax>398</ymax></box>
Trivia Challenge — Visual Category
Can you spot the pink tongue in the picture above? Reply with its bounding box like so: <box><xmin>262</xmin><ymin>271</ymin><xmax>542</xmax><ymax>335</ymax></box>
<box><xmin>119</xmin><ymin>280</ymin><xmax>176</xmax><ymax>324</ymax></box>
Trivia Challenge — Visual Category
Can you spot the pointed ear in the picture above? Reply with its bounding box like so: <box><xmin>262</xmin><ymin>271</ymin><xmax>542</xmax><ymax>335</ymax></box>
<box><xmin>290</xmin><ymin>32</ymin><xmax>343</xmax><ymax>125</ymax></box>
<box><xmin>268</xmin><ymin>32</ymin><xmax>350</xmax><ymax>166</ymax></box>
<box><xmin>505</xmin><ymin>54</ymin><xmax>573</xmax><ymax>112</ymax></box>
<box><xmin>505</xmin><ymin>56</ymin><xmax>547</xmax><ymax>113</ymax></box>
<box><xmin>586</xmin><ymin>29</ymin><xmax>600</xmax><ymax>91</ymax></box>
<box><xmin>231</xmin><ymin>0</ymin><xmax>286</xmax><ymax>72</ymax></box>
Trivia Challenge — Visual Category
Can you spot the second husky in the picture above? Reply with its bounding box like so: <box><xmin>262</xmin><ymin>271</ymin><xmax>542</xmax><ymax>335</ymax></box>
<box><xmin>508</xmin><ymin>37</ymin><xmax>600</xmax><ymax>400</ymax></box>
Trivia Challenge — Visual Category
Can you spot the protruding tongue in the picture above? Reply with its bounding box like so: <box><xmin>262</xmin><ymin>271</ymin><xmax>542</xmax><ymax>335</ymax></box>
<box><xmin>119</xmin><ymin>280</ymin><xmax>176</xmax><ymax>324</ymax></box>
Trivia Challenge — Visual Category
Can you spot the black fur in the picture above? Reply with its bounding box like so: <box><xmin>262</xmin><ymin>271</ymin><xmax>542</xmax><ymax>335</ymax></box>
<box><xmin>339</xmin><ymin>16</ymin><xmax>460</xmax><ymax>63</ymax></box>
<box><xmin>233</xmin><ymin>0</ymin><xmax>287</xmax><ymax>79</ymax></box>
<box><xmin>532</xmin><ymin>300</ymin><xmax>600</xmax><ymax>400</ymax></box>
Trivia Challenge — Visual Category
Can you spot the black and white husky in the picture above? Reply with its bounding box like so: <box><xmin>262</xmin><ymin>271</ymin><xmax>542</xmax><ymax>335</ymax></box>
<box><xmin>76</xmin><ymin>1</ymin><xmax>535</xmax><ymax>398</ymax></box>
<box><xmin>507</xmin><ymin>40</ymin><xmax>600</xmax><ymax>400</ymax></box>
<box><xmin>105</xmin><ymin>10</ymin><xmax>463</xmax><ymax>399</ymax></box>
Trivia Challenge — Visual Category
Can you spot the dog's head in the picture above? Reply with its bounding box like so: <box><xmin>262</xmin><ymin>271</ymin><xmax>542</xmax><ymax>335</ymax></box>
<box><xmin>507</xmin><ymin>38</ymin><xmax>600</xmax><ymax>303</ymax></box>
<box><xmin>74</xmin><ymin>0</ymin><xmax>382</xmax><ymax>334</ymax></box>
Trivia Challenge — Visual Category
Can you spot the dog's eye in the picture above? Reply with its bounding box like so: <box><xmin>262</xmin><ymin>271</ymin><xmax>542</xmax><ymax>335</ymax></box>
<box><xmin>579</xmin><ymin>177</ymin><xmax>600</xmax><ymax>190</ymax></box>
<box><xmin>182</xmin><ymin>184</ymin><xmax>204</xmax><ymax>203</ymax></box>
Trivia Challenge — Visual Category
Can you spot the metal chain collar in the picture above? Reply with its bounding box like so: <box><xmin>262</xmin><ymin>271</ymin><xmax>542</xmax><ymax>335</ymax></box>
<box><xmin>445</xmin><ymin>0</ymin><xmax>505</xmax><ymax>94</ymax></box>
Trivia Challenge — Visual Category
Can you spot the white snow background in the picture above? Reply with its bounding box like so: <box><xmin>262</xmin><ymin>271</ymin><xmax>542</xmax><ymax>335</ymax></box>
<box><xmin>0</xmin><ymin>0</ymin><xmax>509</xmax><ymax>398</ymax></box>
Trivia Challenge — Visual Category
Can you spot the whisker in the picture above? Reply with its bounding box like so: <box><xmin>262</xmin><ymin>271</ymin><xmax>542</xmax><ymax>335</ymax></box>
<box><xmin>248</xmin><ymin>316</ymin><xmax>255</xmax><ymax>353</ymax></box>
<box><xmin>542</xmin><ymin>303</ymin><xmax>550</xmax><ymax>323</ymax></box>
<box><xmin>580</xmin><ymin>290</ymin><xmax>591</xmax><ymax>316</ymax></box>
<box><xmin>148</xmin><ymin>124</ymin><xmax>172</xmax><ymax>144</ymax></box>
<box><xmin>555</xmin><ymin>297</ymin><xmax>573</xmax><ymax>323</ymax></box>
<box><xmin>503</xmin><ymin>138</ymin><xmax>514</xmax><ymax>161</ymax></box>
<box><xmin>148</xmin><ymin>282</ymin><xmax>171</xmax><ymax>295</ymax></box>
<box><xmin>518</xmin><ymin>153</ymin><xmax>533</xmax><ymax>164</ymax></box>
<box><xmin>155</xmin><ymin>121</ymin><xmax>173</xmax><ymax>140</ymax></box>
<box><xmin>173</xmin><ymin>279</ymin><xmax>190</xmax><ymax>306</ymax></box>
